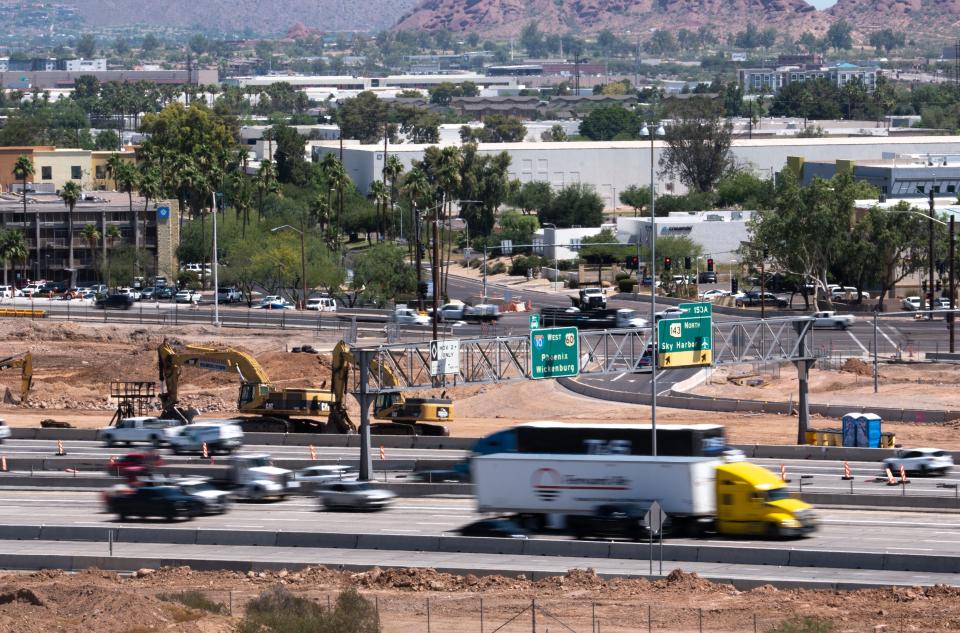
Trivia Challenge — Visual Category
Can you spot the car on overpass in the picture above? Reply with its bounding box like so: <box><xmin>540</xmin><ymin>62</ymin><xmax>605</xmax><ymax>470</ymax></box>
<box><xmin>811</xmin><ymin>311</ymin><xmax>855</xmax><ymax>330</ymax></box>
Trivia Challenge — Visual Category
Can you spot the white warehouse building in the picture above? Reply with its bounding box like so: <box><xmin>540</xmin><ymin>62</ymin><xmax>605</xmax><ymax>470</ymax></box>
<box><xmin>616</xmin><ymin>211</ymin><xmax>755</xmax><ymax>265</ymax></box>
<box><xmin>314</xmin><ymin>136</ymin><xmax>960</xmax><ymax>208</ymax></box>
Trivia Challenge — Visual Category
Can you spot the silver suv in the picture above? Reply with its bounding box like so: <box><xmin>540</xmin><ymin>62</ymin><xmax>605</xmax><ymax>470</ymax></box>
<box><xmin>883</xmin><ymin>448</ymin><xmax>954</xmax><ymax>476</ymax></box>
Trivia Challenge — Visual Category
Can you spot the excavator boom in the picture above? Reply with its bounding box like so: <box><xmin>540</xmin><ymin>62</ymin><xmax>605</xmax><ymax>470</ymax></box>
<box><xmin>157</xmin><ymin>341</ymin><xmax>347</xmax><ymax>433</ymax></box>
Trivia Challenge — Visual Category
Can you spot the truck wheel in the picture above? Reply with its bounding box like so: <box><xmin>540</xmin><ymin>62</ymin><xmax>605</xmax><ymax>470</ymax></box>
<box><xmin>834</xmin><ymin>322</ymin><xmax>844</xmax><ymax>330</ymax></box>
<box><xmin>104</xmin><ymin>437</ymin><xmax>115</xmax><ymax>448</ymax></box>
<box><xmin>151</xmin><ymin>435</ymin><xmax>162</xmax><ymax>448</ymax></box>
<box><xmin>766</xmin><ymin>523</ymin><xmax>783</xmax><ymax>539</ymax></box>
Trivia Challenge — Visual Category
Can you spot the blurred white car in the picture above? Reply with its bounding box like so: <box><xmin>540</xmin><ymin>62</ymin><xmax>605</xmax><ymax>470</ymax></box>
<box><xmin>902</xmin><ymin>296</ymin><xmax>922</xmax><ymax>311</ymax></box>
<box><xmin>315</xmin><ymin>481</ymin><xmax>396</xmax><ymax>511</ymax></box>
<box><xmin>698</xmin><ymin>289</ymin><xmax>729</xmax><ymax>301</ymax></box>
<box><xmin>0</xmin><ymin>286</ymin><xmax>23</xmax><ymax>298</ymax></box>
<box><xmin>883</xmin><ymin>448</ymin><xmax>953</xmax><ymax>476</ymax></box>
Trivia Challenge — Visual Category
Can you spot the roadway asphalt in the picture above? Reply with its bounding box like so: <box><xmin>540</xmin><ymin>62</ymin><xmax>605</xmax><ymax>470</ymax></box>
<box><xmin>3</xmin><ymin>490</ymin><xmax>960</xmax><ymax>559</ymax></box>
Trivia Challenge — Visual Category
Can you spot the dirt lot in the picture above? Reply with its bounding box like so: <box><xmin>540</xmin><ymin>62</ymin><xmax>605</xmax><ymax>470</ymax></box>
<box><xmin>2</xmin><ymin>566</ymin><xmax>960</xmax><ymax>633</ymax></box>
<box><xmin>2</xmin><ymin>320</ymin><xmax>960</xmax><ymax>447</ymax></box>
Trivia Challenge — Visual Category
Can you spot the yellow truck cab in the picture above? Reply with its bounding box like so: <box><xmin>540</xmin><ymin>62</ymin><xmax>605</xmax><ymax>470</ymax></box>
<box><xmin>715</xmin><ymin>461</ymin><xmax>817</xmax><ymax>537</ymax></box>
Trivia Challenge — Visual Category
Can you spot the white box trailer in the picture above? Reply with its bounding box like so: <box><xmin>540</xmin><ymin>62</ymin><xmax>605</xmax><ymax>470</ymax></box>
<box><xmin>472</xmin><ymin>453</ymin><xmax>718</xmax><ymax>518</ymax></box>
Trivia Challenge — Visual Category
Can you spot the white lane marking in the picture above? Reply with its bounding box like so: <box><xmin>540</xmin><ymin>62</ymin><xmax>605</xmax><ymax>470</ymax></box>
<box><xmin>876</xmin><ymin>324</ymin><xmax>898</xmax><ymax>348</ymax></box>
<box><xmin>820</xmin><ymin>519</ymin><xmax>960</xmax><ymax>528</ymax></box>
<box><xmin>387</xmin><ymin>529</ymin><xmax>422</xmax><ymax>533</ymax></box>
<box><xmin>223</xmin><ymin>524</ymin><xmax>264</xmax><ymax>529</ymax></box>
<box><xmin>885</xmin><ymin>547</ymin><xmax>934</xmax><ymax>551</ymax></box>
<box><xmin>611</xmin><ymin>372</ymin><xmax>627</xmax><ymax>383</ymax></box>
<box><xmin>847</xmin><ymin>331</ymin><xmax>869</xmax><ymax>354</ymax></box>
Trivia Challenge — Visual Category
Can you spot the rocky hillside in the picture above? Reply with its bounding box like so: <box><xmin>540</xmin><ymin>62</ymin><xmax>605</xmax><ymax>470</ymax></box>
<box><xmin>394</xmin><ymin>0</ymin><xmax>830</xmax><ymax>37</ymax></box>
<box><xmin>828</xmin><ymin>0</ymin><xmax>960</xmax><ymax>34</ymax></box>
<box><xmin>62</xmin><ymin>0</ymin><xmax>420</xmax><ymax>34</ymax></box>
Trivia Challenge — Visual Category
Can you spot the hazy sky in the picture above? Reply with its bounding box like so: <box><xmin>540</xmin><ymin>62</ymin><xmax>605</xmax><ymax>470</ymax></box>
<box><xmin>808</xmin><ymin>0</ymin><xmax>838</xmax><ymax>7</ymax></box>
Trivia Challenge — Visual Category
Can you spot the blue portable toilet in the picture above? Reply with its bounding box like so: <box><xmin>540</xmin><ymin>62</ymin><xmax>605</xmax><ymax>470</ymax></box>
<box><xmin>841</xmin><ymin>413</ymin><xmax>882</xmax><ymax>448</ymax></box>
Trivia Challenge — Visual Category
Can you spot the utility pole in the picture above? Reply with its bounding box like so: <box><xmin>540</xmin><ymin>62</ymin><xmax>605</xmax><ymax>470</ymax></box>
<box><xmin>415</xmin><ymin>208</ymin><xmax>424</xmax><ymax>312</ymax></box>
<box><xmin>928</xmin><ymin>189</ymin><xmax>936</xmax><ymax>315</ymax></box>
<box><xmin>432</xmin><ymin>198</ymin><xmax>441</xmax><ymax>342</ymax></box>
<box><xmin>951</xmin><ymin>214</ymin><xmax>956</xmax><ymax>352</ymax></box>
<box><xmin>211</xmin><ymin>191</ymin><xmax>220</xmax><ymax>327</ymax></box>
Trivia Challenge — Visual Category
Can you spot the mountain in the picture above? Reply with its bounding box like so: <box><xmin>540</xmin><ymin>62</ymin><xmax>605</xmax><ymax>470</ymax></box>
<box><xmin>393</xmin><ymin>0</ymin><xmax>829</xmax><ymax>38</ymax></box>
<box><xmin>828</xmin><ymin>0</ymin><xmax>960</xmax><ymax>34</ymax></box>
<box><xmin>58</xmin><ymin>0</ymin><xmax>420</xmax><ymax>34</ymax></box>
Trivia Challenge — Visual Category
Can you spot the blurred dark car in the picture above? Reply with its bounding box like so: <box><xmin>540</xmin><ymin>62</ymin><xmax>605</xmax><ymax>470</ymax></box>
<box><xmin>96</xmin><ymin>294</ymin><xmax>134</xmax><ymax>310</ymax></box>
<box><xmin>107</xmin><ymin>485</ymin><xmax>205</xmax><ymax>521</ymax></box>
<box><xmin>456</xmin><ymin>518</ymin><xmax>529</xmax><ymax>539</ymax></box>
<box><xmin>108</xmin><ymin>452</ymin><xmax>164</xmax><ymax>479</ymax></box>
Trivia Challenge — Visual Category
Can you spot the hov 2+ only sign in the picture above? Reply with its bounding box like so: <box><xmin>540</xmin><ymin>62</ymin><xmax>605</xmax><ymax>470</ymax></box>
<box><xmin>430</xmin><ymin>339</ymin><xmax>460</xmax><ymax>376</ymax></box>
<box><xmin>530</xmin><ymin>326</ymin><xmax>580</xmax><ymax>379</ymax></box>
<box><xmin>656</xmin><ymin>302</ymin><xmax>712</xmax><ymax>368</ymax></box>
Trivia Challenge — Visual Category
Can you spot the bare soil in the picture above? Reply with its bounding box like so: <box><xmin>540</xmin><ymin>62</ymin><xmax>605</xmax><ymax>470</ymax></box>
<box><xmin>2</xmin><ymin>566</ymin><xmax>960</xmax><ymax>633</ymax></box>
<box><xmin>2</xmin><ymin>320</ymin><xmax>960</xmax><ymax>448</ymax></box>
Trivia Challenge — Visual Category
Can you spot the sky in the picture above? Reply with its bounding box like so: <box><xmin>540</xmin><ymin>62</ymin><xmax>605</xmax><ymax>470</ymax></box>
<box><xmin>808</xmin><ymin>0</ymin><xmax>838</xmax><ymax>7</ymax></box>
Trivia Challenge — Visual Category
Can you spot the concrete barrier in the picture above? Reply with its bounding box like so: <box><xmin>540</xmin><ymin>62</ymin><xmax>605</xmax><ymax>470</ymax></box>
<box><xmin>120</xmin><ymin>527</ymin><xmax>198</xmax><ymax>545</ymax></box>
<box><xmin>275</xmin><ymin>532</ymin><xmax>359</xmax><ymax>549</ymax></box>
<box><xmin>38</xmin><ymin>525</ymin><xmax>107</xmax><ymax>542</ymax></box>
<box><xmin>354</xmin><ymin>533</ymin><xmax>441</xmax><ymax>551</ymax></box>
<box><xmin>883</xmin><ymin>552</ymin><xmax>960</xmax><ymax>573</ymax></box>
<box><xmin>523</xmin><ymin>539</ymin><xmax>611</xmax><ymax>558</ymax></box>
<box><xmin>436</xmin><ymin>535</ymin><xmax>526</xmax><ymax>555</ymax></box>
<box><xmin>0</xmin><ymin>525</ymin><xmax>42</xmax><ymax>540</ymax></box>
<box><xmin>697</xmin><ymin>545</ymin><xmax>791</xmax><ymax>566</ymax></box>
<box><xmin>788</xmin><ymin>549</ymin><xmax>881</xmax><ymax>571</ymax></box>
<box><xmin>195</xmin><ymin>529</ymin><xmax>277</xmax><ymax>547</ymax></box>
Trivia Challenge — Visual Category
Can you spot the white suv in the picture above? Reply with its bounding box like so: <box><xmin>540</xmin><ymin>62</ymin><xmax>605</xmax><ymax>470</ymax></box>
<box><xmin>99</xmin><ymin>417</ymin><xmax>183</xmax><ymax>447</ymax></box>
<box><xmin>883</xmin><ymin>448</ymin><xmax>954</xmax><ymax>476</ymax></box>
<box><xmin>0</xmin><ymin>286</ymin><xmax>22</xmax><ymax>298</ymax></box>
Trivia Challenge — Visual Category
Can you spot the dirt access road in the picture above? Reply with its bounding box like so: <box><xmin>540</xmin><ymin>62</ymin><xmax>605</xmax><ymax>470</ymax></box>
<box><xmin>2</xmin><ymin>320</ymin><xmax>960</xmax><ymax>447</ymax></box>
<box><xmin>3</xmin><ymin>566</ymin><xmax>960</xmax><ymax>633</ymax></box>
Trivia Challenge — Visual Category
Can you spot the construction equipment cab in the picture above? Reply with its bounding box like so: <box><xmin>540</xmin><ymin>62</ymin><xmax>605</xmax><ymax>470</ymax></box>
<box><xmin>331</xmin><ymin>340</ymin><xmax>453</xmax><ymax>436</ymax></box>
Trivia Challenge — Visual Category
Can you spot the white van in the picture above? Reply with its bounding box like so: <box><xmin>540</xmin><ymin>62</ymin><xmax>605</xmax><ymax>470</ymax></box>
<box><xmin>306</xmin><ymin>296</ymin><xmax>337</xmax><ymax>312</ymax></box>
<box><xmin>168</xmin><ymin>421</ymin><xmax>244</xmax><ymax>455</ymax></box>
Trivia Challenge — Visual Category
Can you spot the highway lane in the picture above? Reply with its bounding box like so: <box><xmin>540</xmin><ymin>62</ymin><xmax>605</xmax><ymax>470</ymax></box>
<box><xmin>3</xmin><ymin>490</ymin><xmax>960</xmax><ymax>557</ymax></box>
<box><xmin>6</xmin><ymin>439</ymin><xmax>960</xmax><ymax>497</ymax></box>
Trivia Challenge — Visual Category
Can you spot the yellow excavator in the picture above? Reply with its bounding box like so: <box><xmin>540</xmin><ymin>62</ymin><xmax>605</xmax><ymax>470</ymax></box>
<box><xmin>157</xmin><ymin>341</ymin><xmax>351</xmax><ymax>434</ymax></box>
<box><xmin>0</xmin><ymin>352</ymin><xmax>32</xmax><ymax>404</ymax></box>
<box><xmin>330</xmin><ymin>341</ymin><xmax>453</xmax><ymax>436</ymax></box>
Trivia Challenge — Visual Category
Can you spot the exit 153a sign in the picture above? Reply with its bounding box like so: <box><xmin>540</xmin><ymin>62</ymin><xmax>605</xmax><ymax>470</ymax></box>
<box><xmin>657</xmin><ymin>302</ymin><xmax>712</xmax><ymax>368</ymax></box>
<box><xmin>530</xmin><ymin>326</ymin><xmax>580</xmax><ymax>379</ymax></box>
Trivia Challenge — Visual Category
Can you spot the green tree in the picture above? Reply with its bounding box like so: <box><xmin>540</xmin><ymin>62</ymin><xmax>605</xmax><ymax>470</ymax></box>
<box><xmin>76</xmin><ymin>33</ymin><xmax>97</xmax><ymax>58</ymax></box>
<box><xmin>141</xmin><ymin>33</ymin><xmax>160</xmax><ymax>53</ymax></box>
<box><xmin>498</xmin><ymin>210</ymin><xmax>539</xmax><ymax>248</ymax></box>
<box><xmin>271</xmin><ymin>123</ymin><xmax>307</xmax><ymax>184</ymax></box>
<box><xmin>580</xmin><ymin>105</ymin><xmax>639</xmax><ymax>141</ymax></box>
<box><xmin>508</xmin><ymin>180</ymin><xmax>554</xmax><ymax>216</ymax></box>
<box><xmin>620</xmin><ymin>185</ymin><xmax>651</xmax><ymax>217</ymax></box>
<box><xmin>60</xmin><ymin>181</ymin><xmax>82</xmax><ymax>288</ymax></box>
<box><xmin>715</xmin><ymin>171</ymin><xmax>775</xmax><ymax>209</ymax></box>
<box><xmin>660</xmin><ymin>98</ymin><xmax>734</xmax><ymax>193</ymax></box>
<box><xmin>352</xmin><ymin>243</ymin><xmax>416</xmax><ymax>306</ymax></box>
<box><xmin>337</xmin><ymin>91</ymin><xmax>390</xmax><ymax>144</ymax></box>
<box><xmin>457</xmin><ymin>146</ymin><xmax>512</xmax><ymax>237</ymax></box>
<box><xmin>520</xmin><ymin>21</ymin><xmax>546</xmax><ymax>57</ymax></box>
<box><xmin>256</xmin><ymin>160</ymin><xmax>280</xmax><ymax>222</ymax></box>
<box><xmin>12</xmin><ymin>155</ymin><xmax>33</xmax><ymax>229</ymax></box>
<box><xmin>480</xmin><ymin>114</ymin><xmax>527</xmax><ymax>142</ymax></box>
<box><xmin>539</xmin><ymin>183</ymin><xmax>604</xmax><ymax>228</ymax></box>
<box><xmin>826</xmin><ymin>19</ymin><xmax>853</xmax><ymax>51</ymax></box>
<box><xmin>853</xmin><ymin>202</ymin><xmax>928</xmax><ymax>309</ymax></box>
<box><xmin>541</xmin><ymin>124</ymin><xmax>568</xmax><ymax>142</ymax></box>
<box><xmin>580</xmin><ymin>229</ymin><xmax>633</xmax><ymax>285</ymax></box>
<box><xmin>81</xmin><ymin>224</ymin><xmax>101</xmax><ymax>282</ymax></box>
<box><xmin>113</xmin><ymin>160</ymin><xmax>140</xmax><ymax>273</ymax></box>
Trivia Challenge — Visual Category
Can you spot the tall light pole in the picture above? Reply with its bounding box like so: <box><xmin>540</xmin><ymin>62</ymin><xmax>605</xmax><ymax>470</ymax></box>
<box><xmin>271</xmin><ymin>223</ymin><xmax>307</xmax><ymax>310</ymax></box>
<box><xmin>211</xmin><ymin>191</ymin><xmax>220</xmax><ymax>327</ymax></box>
<box><xmin>641</xmin><ymin>121</ymin><xmax>665</xmax><ymax>456</ymax></box>
<box><xmin>542</xmin><ymin>222</ymin><xmax>559</xmax><ymax>290</ymax></box>
<box><xmin>927</xmin><ymin>189</ymin><xmax>936</xmax><ymax>315</ymax></box>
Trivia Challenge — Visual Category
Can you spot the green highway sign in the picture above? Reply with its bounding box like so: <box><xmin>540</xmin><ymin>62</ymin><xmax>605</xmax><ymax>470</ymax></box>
<box><xmin>679</xmin><ymin>302</ymin><xmax>712</xmax><ymax>317</ymax></box>
<box><xmin>529</xmin><ymin>313</ymin><xmax>540</xmax><ymax>329</ymax></box>
<box><xmin>657</xmin><ymin>304</ymin><xmax>712</xmax><ymax>368</ymax></box>
<box><xmin>530</xmin><ymin>326</ymin><xmax>580</xmax><ymax>379</ymax></box>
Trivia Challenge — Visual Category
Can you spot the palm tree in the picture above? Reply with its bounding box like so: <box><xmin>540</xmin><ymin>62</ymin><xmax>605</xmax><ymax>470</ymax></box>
<box><xmin>319</xmin><ymin>154</ymin><xmax>348</xmax><ymax>250</ymax></box>
<box><xmin>0</xmin><ymin>230</ymin><xmax>28</xmax><ymax>290</ymax></box>
<box><xmin>103</xmin><ymin>224</ymin><xmax>121</xmax><ymax>287</ymax></box>
<box><xmin>60</xmin><ymin>181</ymin><xmax>82</xmax><ymax>289</ymax></box>
<box><xmin>255</xmin><ymin>160</ymin><xmax>279</xmax><ymax>221</ymax></box>
<box><xmin>138</xmin><ymin>165</ymin><xmax>163</xmax><ymax>270</ymax></box>
<box><xmin>399</xmin><ymin>168</ymin><xmax>432</xmax><ymax>287</ymax></box>
<box><xmin>113</xmin><ymin>161</ymin><xmax>139</xmax><ymax>272</ymax></box>
<box><xmin>369</xmin><ymin>180</ymin><xmax>388</xmax><ymax>243</ymax></box>
<box><xmin>12</xmin><ymin>156</ymin><xmax>33</xmax><ymax>226</ymax></box>
<box><xmin>81</xmin><ymin>224</ymin><xmax>101</xmax><ymax>282</ymax></box>
<box><xmin>383</xmin><ymin>155</ymin><xmax>404</xmax><ymax>240</ymax></box>
<box><xmin>431</xmin><ymin>146</ymin><xmax>463</xmax><ymax>298</ymax></box>
<box><xmin>105</xmin><ymin>153</ymin><xmax>125</xmax><ymax>191</ymax></box>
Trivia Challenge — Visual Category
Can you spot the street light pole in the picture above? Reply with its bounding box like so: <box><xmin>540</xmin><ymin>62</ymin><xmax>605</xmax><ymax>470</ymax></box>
<box><xmin>951</xmin><ymin>214</ymin><xmax>956</xmax><ymax>353</ymax></box>
<box><xmin>642</xmin><ymin>122</ymin><xmax>664</xmax><ymax>457</ymax></box>
<box><xmin>211</xmin><ymin>190</ymin><xmax>220</xmax><ymax>326</ymax></box>
<box><xmin>928</xmin><ymin>190</ymin><xmax>936</xmax><ymax>315</ymax></box>
<box><xmin>432</xmin><ymin>197</ymin><xmax>441</xmax><ymax>342</ymax></box>
<box><xmin>542</xmin><ymin>223</ymin><xmax>558</xmax><ymax>290</ymax></box>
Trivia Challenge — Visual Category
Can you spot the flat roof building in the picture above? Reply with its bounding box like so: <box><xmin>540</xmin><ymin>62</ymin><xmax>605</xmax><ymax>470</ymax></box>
<box><xmin>803</xmin><ymin>153</ymin><xmax>960</xmax><ymax>198</ymax></box>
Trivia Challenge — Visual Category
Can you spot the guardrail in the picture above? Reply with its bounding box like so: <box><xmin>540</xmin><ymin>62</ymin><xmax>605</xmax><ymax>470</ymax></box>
<box><xmin>0</xmin><ymin>308</ymin><xmax>45</xmax><ymax>318</ymax></box>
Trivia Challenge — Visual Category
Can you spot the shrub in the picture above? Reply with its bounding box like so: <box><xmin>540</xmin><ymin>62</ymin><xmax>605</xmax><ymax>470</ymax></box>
<box><xmin>615</xmin><ymin>271</ymin><xmax>631</xmax><ymax>281</ymax></box>
<box><xmin>237</xmin><ymin>586</ymin><xmax>379</xmax><ymax>633</ymax></box>
<box><xmin>489</xmin><ymin>262</ymin><xmax>507</xmax><ymax>275</ymax></box>
<box><xmin>159</xmin><ymin>590</ymin><xmax>227</xmax><ymax>615</ymax></box>
<box><xmin>567</xmin><ymin>278</ymin><xmax>579</xmax><ymax>289</ymax></box>
<box><xmin>765</xmin><ymin>615</ymin><xmax>835</xmax><ymax>633</ymax></box>
<box><xmin>468</xmin><ymin>258</ymin><xmax>481</xmax><ymax>269</ymax></box>
<box><xmin>618</xmin><ymin>279</ymin><xmax>636</xmax><ymax>293</ymax></box>
<box><xmin>509</xmin><ymin>256</ymin><xmax>533</xmax><ymax>276</ymax></box>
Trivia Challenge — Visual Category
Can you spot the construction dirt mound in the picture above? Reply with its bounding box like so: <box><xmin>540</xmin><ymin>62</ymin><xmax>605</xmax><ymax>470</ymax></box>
<box><xmin>5</xmin><ymin>565</ymin><xmax>960</xmax><ymax>632</ymax></box>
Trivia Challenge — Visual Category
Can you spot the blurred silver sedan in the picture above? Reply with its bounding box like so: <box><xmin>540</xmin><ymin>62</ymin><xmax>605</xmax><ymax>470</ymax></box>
<box><xmin>315</xmin><ymin>481</ymin><xmax>396</xmax><ymax>511</ymax></box>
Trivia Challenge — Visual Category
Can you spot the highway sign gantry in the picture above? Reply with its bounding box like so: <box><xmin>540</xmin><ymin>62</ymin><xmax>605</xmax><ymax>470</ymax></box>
<box><xmin>530</xmin><ymin>326</ymin><xmax>580</xmax><ymax>379</ymax></box>
<box><xmin>429</xmin><ymin>339</ymin><xmax>460</xmax><ymax>376</ymax></box>
<box><xmin>657</xmin><ymin>302</ymin><xmax>712</xmax><ymax>368</ymax></box>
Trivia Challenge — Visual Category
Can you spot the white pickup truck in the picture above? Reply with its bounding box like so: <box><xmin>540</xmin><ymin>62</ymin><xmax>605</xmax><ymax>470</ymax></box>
<box><xmin>812</xmin><ymin>311</ymin><xmax>856</xmax><ymax>330</ymax></box>
<box><xmin>99</xmin><ymin>417</ymin><xmax>184</xmax><ymax>447</ymax></box>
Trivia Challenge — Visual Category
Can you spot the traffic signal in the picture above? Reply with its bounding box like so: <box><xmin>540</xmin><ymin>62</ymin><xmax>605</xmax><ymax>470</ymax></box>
<box><xmin>664</xmin><ymin>256</ymin><xmax>672</xmax><ymax>271</ymax></box>
<box><xmin>707</xmin><ymin>258</ymin><xmax>714</xmax><ymax>272</ymax></box>
<box><xmin>626</xmin><ymin>255</ymin><xmax>639</xmax><ymax>270</ymax></box>
<box><xmin>731</xmin><ymin>277</ymin><xmax>739</xmax><ymax>293</ymax></box>
<box><xmin>684</xmin><ymin>256</ymin><xmax>692</xmax><ymax>270</ymax></box>
<box><xmin>417</xmin><ymin>281</ymin><xmax>429</xmax><ymax>298</ymax></box>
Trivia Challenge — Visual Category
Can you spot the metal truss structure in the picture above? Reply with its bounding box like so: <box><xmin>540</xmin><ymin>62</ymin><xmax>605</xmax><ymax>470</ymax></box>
<box><xmin>359</xmin><ymin>317</ymin><xmax>814</xmax><ymax>393</ymax></box>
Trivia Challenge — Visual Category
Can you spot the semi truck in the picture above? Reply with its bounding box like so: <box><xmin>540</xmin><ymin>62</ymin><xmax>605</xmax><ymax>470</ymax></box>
<box><xmin>472</xmin><ymin>453</ymin><xmax>817</xmax><ymax>538</ymax></box>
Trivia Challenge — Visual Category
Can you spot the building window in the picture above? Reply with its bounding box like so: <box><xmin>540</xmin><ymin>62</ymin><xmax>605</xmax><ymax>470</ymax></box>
<box><xmin>569</xmin><ymin>238</ymin><xmax>581</xmax><ymax>252</ymax></box>
<box><xmin>41</xmin><ymin>166</ymin><xmax>52</xmax><ymax>180</ymax></box>
<box><xmin>95</xmin><ymin>165</ymin><xmax>106</xmax><ymax>179</ymax></box>
<box><xmin>71</xmin><ymin>166</ymin><xmax>82</xmax><ymax>180</ymax></box>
